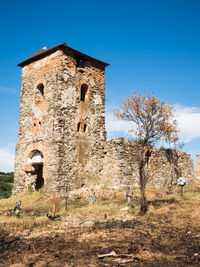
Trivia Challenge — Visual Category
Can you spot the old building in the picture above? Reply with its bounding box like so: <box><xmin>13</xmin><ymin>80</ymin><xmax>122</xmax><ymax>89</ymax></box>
<box><xmin>13</xmin><ymin>43</ymin><xmax>195</xmax><ymax>195</ymax></box>
<box><xmin>13</xmin><ymin>43</ymin><xmax>109</xmax><ymax>194</ymax></box>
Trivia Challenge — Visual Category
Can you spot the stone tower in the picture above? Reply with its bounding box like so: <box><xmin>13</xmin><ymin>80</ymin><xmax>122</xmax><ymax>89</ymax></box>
<box><xmin>13</xmin><ymin>43</ymin><xmax>109</xmax><ymax>194</ymax></box>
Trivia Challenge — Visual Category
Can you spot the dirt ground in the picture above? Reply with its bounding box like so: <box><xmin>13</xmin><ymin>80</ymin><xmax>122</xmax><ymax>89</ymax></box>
<box><xmin>1</xmin><ymin>217</ymin><xmax>200</xmax><ymax>266</ymax></box>
<box><xmin>1</xmin><ymin>189</ymin><xmax>200</xmax><ymax>266</ymax></box>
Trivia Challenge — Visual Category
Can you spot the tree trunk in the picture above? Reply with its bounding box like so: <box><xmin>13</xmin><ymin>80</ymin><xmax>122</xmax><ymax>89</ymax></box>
<box><xmin>140</xmin><ymin>184</ymin><xmax>147</xmax><ymax>215</ymax></box>
<box><xmin>139</xmin><ymin>166</ymin><xmax>148</xmax><ymax>215</ymax></box>
<box><xmin>139</xmin><ymin>147</ymin><xmax>151</xmax><ymax>215</ymax></box>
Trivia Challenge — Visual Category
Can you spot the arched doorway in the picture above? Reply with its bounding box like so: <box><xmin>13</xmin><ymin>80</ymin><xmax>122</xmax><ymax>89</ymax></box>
<box><xmin>33</xmin><ymin>163</ymin><xmax>44</xmax><ymax>190</ymax></box>
<box><xmin>28</xmin><ymin>150</ymin><xmax>44</xmax><ymax>190</ymax></box>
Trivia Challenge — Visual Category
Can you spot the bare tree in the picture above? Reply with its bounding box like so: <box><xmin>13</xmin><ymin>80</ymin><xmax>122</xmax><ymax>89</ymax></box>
<box><xmin>115</xmin><ymin>93</ymin><xmax>179</xmax><ymax>215</ymax></box>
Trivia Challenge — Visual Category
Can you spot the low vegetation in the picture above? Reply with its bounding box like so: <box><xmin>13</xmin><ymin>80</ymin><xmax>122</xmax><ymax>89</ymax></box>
<box><xmin>1</xmin><ymin>185</ymin><xmax>200</xmax><ymax>266</ymax></box>
<box><xmin>0</xmin><ymin>172</ymin><xmax>13</xmax><ymax>199</ymax></box>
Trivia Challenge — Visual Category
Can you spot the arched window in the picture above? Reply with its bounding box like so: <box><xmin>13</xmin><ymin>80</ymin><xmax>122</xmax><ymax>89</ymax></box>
<box><xmin>80</xmin><ymin>84</ymin><xmax>88</xmax><ymax>101</ymax></box>
<box><xmin>28</xmin><ymin>150</ymin><xmax>43</xmax><ymax>164</ymax></box>
<box><xmin>37</xmin><ymin>83</ymin><xmax>44</xmax><ymax>96</ymax></box>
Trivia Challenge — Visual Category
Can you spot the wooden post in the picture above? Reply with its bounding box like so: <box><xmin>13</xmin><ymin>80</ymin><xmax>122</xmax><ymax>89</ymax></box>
<box><xmin>51</xmin><ymin>198</ymin><xmax>59</xmax><ymax>217</ymax></box>
<box><xmin>65</xmin><ymin>186</ymin><xmax>68</xmax><ymax>211</ymax></box>
<box><xmin>181</xmin><ymin>187</ymin><xmax>183</xmax><ymax>198</ymax></box>
<box><xmin>52</xmin><ymin>204</ymin><xmax>56</xmax><ymax>217</ymax></box>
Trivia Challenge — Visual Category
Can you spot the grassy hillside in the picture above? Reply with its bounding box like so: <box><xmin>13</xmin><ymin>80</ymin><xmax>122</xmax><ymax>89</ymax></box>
<box><xmin>0</xmin><ymin>172</ymin><xmax>14</xmax><ymax>199</ymax></box>
<box><xmin>1</xmin><ymin>186</ymin><xmax>200</xmax><ymax>266</ymax></box>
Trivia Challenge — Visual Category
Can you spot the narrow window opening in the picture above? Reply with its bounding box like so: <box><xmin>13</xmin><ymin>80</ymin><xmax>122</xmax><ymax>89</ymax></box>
<box><xmin>37</xmin><ymin>83</ymin><xmax>44</xmax><ymax>96</ymax></box>
<box><xmin>80</xmin><ymin>84</ymin><xmax>88</xmax><ymax>101</ymax></box>
<box><xmin>38</xmin><ymin>121</ymin><xmax>41</xmax><ymax>129</ymax></box>
<box><xmin>77</xmin><ymin>122</ymin><xmax>81</xmax><ymax>132</ymax></box>
<box><xmin>83</xmin><ymin>124</ymin><xmax>87</xmax><ymax>132</ymax></box>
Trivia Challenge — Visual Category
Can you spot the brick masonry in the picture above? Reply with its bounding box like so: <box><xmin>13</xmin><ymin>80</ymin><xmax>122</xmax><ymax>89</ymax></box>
<box><xmin>12</xmin><ymin>45</ymin><xmax>196</xmax><ymax>195</ymax></box>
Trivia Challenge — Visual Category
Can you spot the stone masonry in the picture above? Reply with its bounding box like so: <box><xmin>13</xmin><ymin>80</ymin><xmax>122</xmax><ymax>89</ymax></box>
<box><xmin>196</xmin><ymin>155</ymin><xmax>200</xmax><ymax>178</ymax></box>
<box><xmin>13</xmin><ymin>43</ymin><xmax>195</xmax><ymax>195</ymax></box>
<box><xmin>13</xmin><ymin>43</ymin><xmax>108</xmax><ymax>194</ymax></box>
<box><xmin>100</xmin><ymin>139</ymin><xmax>195</xmax><ymax>189</ymax></box>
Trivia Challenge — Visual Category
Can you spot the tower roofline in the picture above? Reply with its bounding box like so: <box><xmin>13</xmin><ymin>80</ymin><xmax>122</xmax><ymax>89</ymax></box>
<box><xmin>18</xmin><ymin>42</ymin><xmax>110</xmax><ymax>67</ymax></box>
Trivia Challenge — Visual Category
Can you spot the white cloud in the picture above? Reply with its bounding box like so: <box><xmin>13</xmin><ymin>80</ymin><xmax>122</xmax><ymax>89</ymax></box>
<box><xmin>106</xmin><ymin>104</ymin><xmax>200</xmax><ymax>144</ymax></box>
<box><xmin>106</xmin><ymin>112</ymin><xmax>135</xmax><ymax>140</ymax></box>
<box><xmin>0</xmin><ymin>86</ymin><xmax>17</xmax><ymax>94</ymax></box>
<box><xmin>175</xmin><ymin>104</ymin><xmax>200</xmax><ymax>143</ymax></box>
<box><xmin>106</xmin><ymin>113</ymin><xmax>134</xmax><ymax>133</ymax></box>
<box><xmin>0</xmin><ymin>145</ymin><xmax>15</xmax><ymax>172</ymax></box>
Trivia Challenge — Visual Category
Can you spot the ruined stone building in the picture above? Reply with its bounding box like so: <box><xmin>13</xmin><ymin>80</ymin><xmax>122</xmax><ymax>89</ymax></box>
<box><xmin>13</xmin><ymin>43</ymin><xmax>195</xmax><ymax>195</ymax></box>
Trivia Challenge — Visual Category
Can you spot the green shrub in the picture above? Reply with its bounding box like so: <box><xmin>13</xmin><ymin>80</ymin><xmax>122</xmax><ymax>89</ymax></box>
<box><xmin>0</xmin><ymin>181</ymin><xmax>12</xmax><ymax>199</ymax></box>
<box><xmin>0</xmin><ymin>172</ymin><xmax>14</xmax><ymax>183</ymax></box>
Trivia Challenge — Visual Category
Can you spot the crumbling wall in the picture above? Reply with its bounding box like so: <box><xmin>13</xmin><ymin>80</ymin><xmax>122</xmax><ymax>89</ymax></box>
<box><xmin>148</xmin><ymin>149</ymin><xmax>195</xmax><ymax>187</ymax></box>
<box><xmin>100</xmin><ymin>139</ymin><xmax>195</xmax><ymax>189</ymax></box>
<box><xmin>100</xmin><ymin>139</ymin><xmax>140</xmax><ymax>189</ymax></box>
<box><xmin>196</xmin><ymin>155</ymin><xmax>200</xmax><ymax>178</ymax></box>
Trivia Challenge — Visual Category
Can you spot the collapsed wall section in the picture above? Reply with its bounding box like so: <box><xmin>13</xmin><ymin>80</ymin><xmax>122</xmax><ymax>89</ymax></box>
<box><xmin>100</xmin><ymin>138</ymin><xmax>140</xmax><ymax>189</ymax></box>
<box><xmin>148</xmin><ymin>148</ymin><xmax>195</xmax><ymax>187</ymax></box>
<box><xmin>100</xmin><ymin>138</ymin><xmax>195</xmax><ymax>189</ymax></box>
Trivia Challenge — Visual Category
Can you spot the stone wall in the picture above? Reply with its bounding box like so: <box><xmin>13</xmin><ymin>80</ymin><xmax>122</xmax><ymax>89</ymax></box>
<box><xmin>148</xmin><ymin>148</ymin><xmax>195</xmax><ymax>187</ymax></box>
<box><xmin>100</xmin><ymin>139</ymin><xmax>195</xmax><ymax>189</ymax></box>
<box><xmin>100</xmin><ymin>139</ymin><xmax>140</xmax><ymax>189</ymax></box>
<box><xmin>196</xmin><ymin>155</ymin><xmax>200</xmax><ymax>178</ymax></box>
<box><xmin>14</xmin><ymin>50</ymin><xmax>65</xmax><ymax>194</ymax></box>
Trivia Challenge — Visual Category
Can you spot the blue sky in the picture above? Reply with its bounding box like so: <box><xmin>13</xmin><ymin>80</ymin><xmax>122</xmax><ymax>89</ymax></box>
<box><xmin>0</xmin><ymin>0</ymin><xmax>200</xmax><ymax>171</ymax></box>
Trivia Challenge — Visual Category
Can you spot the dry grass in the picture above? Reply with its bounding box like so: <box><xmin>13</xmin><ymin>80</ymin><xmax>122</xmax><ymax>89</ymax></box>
<box><xmin>1</xmin><ymin>185</ymin><xmax>200</xmax><ymax>231</ymax></box>
<box><xmin>1</xmin><ymin>185</ymin><xmax>200</xmax><ymax>266</ymax></box>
